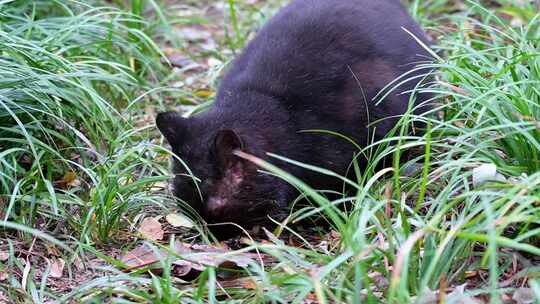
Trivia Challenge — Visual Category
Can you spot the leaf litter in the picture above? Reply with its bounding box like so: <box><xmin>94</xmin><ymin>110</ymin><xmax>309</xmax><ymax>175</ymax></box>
<box><xmin>9</xmin><ymin>0</ymin><xmax>540</xmax><ymax>301</ymax></box>
<box><xmin>137</xmin><ymin>217</ymin><xmax>164</xmax><ymax>241</ymax></box>
<box><xmin>49</xmin><ymin>258</ymin><xmax>65</xmax><ymax>279</ymax></box>
<box><xmin>120</xmin><ymin>241</ymin><xmax>273</xmax><ymax>282</ymax></box>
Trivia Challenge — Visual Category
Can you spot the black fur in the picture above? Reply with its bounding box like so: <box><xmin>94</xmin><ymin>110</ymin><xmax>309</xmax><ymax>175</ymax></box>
<box><xmin>157</xmin><ymin>0</ymin><xmax>433</xmax><ymax>230</ymax></box>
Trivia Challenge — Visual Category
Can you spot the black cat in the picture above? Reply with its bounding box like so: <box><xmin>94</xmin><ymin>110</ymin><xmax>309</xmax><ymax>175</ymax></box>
<box><xmin>157</xmin><ymin>0</ymin><xmax>433</xmax><ymax>230</ymax></box>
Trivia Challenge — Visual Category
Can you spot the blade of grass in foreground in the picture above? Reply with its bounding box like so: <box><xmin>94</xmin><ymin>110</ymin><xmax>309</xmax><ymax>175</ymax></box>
<box><xmin>234</xmin><ymin>150</ymin><xmax>345</xmax><ymax>230</ymax></box>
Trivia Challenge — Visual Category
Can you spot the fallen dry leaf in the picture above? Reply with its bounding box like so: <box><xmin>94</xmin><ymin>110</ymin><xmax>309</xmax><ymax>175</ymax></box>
<box><xmin>56</xmin><ymin>171</ymin><xmax>81</xmax><ymax>189</ymax></box>
<box><xmin>162</xmin><ymin>52</ymin><xmax>203</xmax><ymax>71</ymax></box>
<box><xmin>138</xmin><ymin>217</ymin><xmax>164</xmax><ymax>241</ymax></box>
<box><xmin>439</xmin><ymin>81</ymin><xmax>470</xmax><ymax>96</ymax></box>
<box><xmin>242</xmin><ymin>278</ymin><xmax>258</xmax><ymax>290</ymax></box>
<box><xmin>121</xmin><ymin>243</ymin><xmax>165</xmax><ymax>269</ymax></box>
<box><xmin>176</xmin><ymin>27</ymin><xmax>212</xmax><ymax>41</ymax></box>
<box><xmin>324</xmin><ymin>230</ymin><xmax>341</xmax><ymax>249</ymax></box>
<box><xmin>49</xmin><ymin>258</ymin><xmax>65</xmax><ymax>279</ymax></box>
<box><xmin>0</xmin><ymin>271</ymin><xmax>7</xmax><ymax>282</ymax></box>
<box><xmin>304</xmin><ymin>292</ymin><xmax>319</xmax><ymax>304</ymax></box>
<box><xmin>174</xmin><ymin>243</ymin><xmax>256</xmax><ymax>269</ymax></box>
<box><xmin>0</xmin><ymin>251</ymin><xmax>8</xmax><ymax>262</ymax></box>
<box><xmin>171</xmin><ymin>259</ymin><xmax>193</xmax><ymax>277</ymax></box>
<box><xmin>45</xmin><ymin>244</ymin><xmax>61</xmax><ymax>257</ymax></box>
<box><xmin>73</xmin><ymin>255</ymin><xmax>84</xmax><ymax>271</ymax></box>
<box><xmin>464</xmin><ymin>270</ymin><xmax>477</xmax><ymax>279</ymax></box>
<box><xmin>218</xmin><ymin>277</ymin><xmax>258</xmax><ymax>289</ymax></box>
<box><xmin>120</xmin><ymin>241</ymin><xmax>271</xmax><ymax>281</ymax></box>
<box><xmin>167</xmin><ymin>53</ymin><xmax>195</xmax><ymax>68</ymax></box>
<box><xmin>165</xmin><ymin>213</ymin><xmax>194</xmax><ymax>228</ymax></box>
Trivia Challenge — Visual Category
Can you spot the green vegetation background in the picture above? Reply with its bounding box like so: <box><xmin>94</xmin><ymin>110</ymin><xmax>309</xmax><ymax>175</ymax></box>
<box><xmin>0</xmin><ymin>0</ymin><xmax>539</xmax><ymax>302</ymax></box>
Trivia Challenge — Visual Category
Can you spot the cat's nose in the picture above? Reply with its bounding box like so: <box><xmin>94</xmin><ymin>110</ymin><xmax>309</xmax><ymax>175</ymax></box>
<box><xmin>204</xmin><ymin>196</ymin><xmax>228</xmax><ymax>222</ymax></box>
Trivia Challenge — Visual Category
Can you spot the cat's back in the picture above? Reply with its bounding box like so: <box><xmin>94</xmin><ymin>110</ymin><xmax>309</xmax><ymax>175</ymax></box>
<box><xmin>217</xmin><ymin>0</ymin><xmax>431</xmax><ymax>105</ymax></box>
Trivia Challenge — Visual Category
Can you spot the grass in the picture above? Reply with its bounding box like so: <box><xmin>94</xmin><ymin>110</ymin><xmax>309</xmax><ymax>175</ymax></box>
<box><xmin>0</xmin><ymin>0</ymin><xmax>539</xmax><ymax>303</ymax></box>
<box><xmin>0</xmin><ymin>1</ymin><xmax>177</xmax><ymax>300</ymax></box>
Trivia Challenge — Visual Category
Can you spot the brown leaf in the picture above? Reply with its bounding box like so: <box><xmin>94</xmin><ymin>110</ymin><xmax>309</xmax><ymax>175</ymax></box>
<box><xmin>62</xmin><ymin>171</ymin><xmax>77</xmax><ymax>185</ymax></box>
<box><xmin>121</xmin><ymin>243</ymin><xmax>164</xmax><ymax>270</ymax></box>
<box><xmin>73</xmin><ymin>255</ymin><xmax>84</xmax><ymax>271</ymax></box>
<box><xmin>305</xmin><ymin>292</ymin><xmax>319</xmax><ymax>303</ymax></box>
<box><xmin>49</xmin><ymin>258</ymin><xmax>65</xmax><ymax>279</ymax></box>
<box><xmin>167</xmin><ymin>53</ymin><xmax>193</xmax><ymax>67</ymax></box>
<box><xmin>46</xmin><ymin>244</ymin><xmax>61</xmax><ymax>257</ymax></box>
<box><xmin>242</xmin><ymin>278</ymin><xmax>258</xmax><ymax>290</ymax></box>
<box><xmin>194</xmin><ymin>250</ymin><xmax>253</xmax><ymax>268</ymax></box>
<box><xmin>56</xmin><ymin>171</ymin><xmax>81</xmax><ymax>189</ymax></box>
<box><xmin>171</xmin><ymin>260</ymin><xmax>194</xmax><ymax>277</ymax></box>
<box><xmin>120</xmin><ymin>241</ymin><xmax>269</xmax><ymax>281</ymax></box>
<box><xmin>326</xmin><ymin>230</ymin><xmax>341</xmax><ymax>248</ymax></box>
<box><xmin>288</xmin><ymin>234</ymin><xmax>301</xmax><ymax>247</ymax></box>
<box><xmin>464</xmin><ymin>270</ymin><xmax>477</xmax><ymax>279</ymax></box>
<box><xmin>164</xmin><ymin>53</ymin><xmax>202</xmax><ymax>71</ymax></box>
<box><xmin>0</xmin><ymin>251</ymin><xmax>8</xmax><ymax>262</ymax></box>
<box><xmin>449</xmin><ymin>84</ymin><xmax>469</xmax><ymax>96</ymax></box>
<box><xmin>138</xmin><ymin>217</ymin><xmax>164</xmax><ymax>241</ymax></box>
<box><xmin>218</xmin><ymin>277</ymin><xmax>258</xmax><ymax>289</ymax></box>
<box><xmin>176</xmin><ymin>27</ymin><xmax>212</xmax><ymax>41</ymax></box>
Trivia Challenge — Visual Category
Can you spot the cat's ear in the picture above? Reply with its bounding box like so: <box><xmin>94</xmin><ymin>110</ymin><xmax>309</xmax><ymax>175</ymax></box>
<box><xmin>156</xmin><ymin>111</ymin><xmax>187</xmax><ymax>146</ymax></box>
<box><xmin>213</xmin><ymin>130</ymin><xmax>245</xmax><ymax>172</ymax></box>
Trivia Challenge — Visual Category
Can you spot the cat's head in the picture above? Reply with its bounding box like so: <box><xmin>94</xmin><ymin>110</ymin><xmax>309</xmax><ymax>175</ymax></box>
<box><xmin>156</xmin><ymin>111</ymin><xmax>288</xmax><ymax>229</ymax></box>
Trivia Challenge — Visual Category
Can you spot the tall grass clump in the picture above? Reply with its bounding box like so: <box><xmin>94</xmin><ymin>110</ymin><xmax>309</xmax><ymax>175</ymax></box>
<box><xmin>435</xmin><ymin>7</ymin><xmax>540</xmax><ymax>175</ymax></box>
<box><xmin>0</xmin><ymin>1</ymin><xmax>171</xmax><ymax>245</ymax></box>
